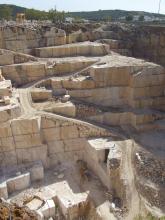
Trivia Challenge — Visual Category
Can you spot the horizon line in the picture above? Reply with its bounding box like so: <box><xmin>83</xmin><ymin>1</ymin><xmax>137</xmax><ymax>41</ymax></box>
<box><xmin>0</xmin><ymin>3</ymin><xmax>165</xmax><ymax>15</ymax></box>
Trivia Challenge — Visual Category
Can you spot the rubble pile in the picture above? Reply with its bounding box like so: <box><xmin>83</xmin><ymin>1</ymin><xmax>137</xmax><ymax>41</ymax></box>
<box><xmin>135</xmin><ymin>151</ymin><xmax>165</xmax><ymax>186</ymax></box>
<box><xmin>0</xmin><ymin>199</ymin><xmax>38</xmax><ymax>220</ymax></box>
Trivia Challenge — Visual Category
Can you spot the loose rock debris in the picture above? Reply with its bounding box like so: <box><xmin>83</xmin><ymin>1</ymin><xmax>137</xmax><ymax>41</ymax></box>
<box><xmin>0</xmin><ymin>198</ymin><xmax>38</xmax><ymax>220</ymax></box>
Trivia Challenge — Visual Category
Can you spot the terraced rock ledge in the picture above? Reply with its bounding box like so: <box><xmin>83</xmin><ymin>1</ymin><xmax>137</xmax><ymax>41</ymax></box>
<box><xmin>0</xmin><ymin>22</ymin><xmax>164</xmax><ymax>220</ymax></box>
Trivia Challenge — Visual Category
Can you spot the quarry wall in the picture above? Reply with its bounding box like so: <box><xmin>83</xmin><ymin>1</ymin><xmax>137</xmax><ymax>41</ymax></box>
<box><xmin>0</xmin><ymin>114</ymin><xmax>112</xmax><ymax>169</ymax></box>
<box><xmin>132</xmin><ymin>25</ymin><xmax>165</xmax><ymax>67</ymax></box>
<box><xmin>1</xmin><ymin>59</ymin><xmax>95</xmax><ymax>86</ymax></box>
<box><xmin>0</xmin><ymin>26</ymin><xmax>66</xmax><ymax>54</ymax></box>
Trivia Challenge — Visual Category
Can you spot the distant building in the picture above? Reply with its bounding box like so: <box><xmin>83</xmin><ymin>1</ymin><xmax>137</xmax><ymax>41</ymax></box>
<box><xmin>81</xmin><ymin>19</ymin><xmax>89</xmax><ymax>23</ymax></box>
<box><xmin>143</xmin><ymin>15</ymin><xmax>165</xmax><ymax>22</ymax></box>
<box><xmin>118</xmin><ymin>16</ymin><xmax>124</xmax><ymax>21</ymax></box>
<box><xmin>65</xmin><ymin>17</ymin><xmax>75</xmax><ymax>23</ymax></box>
<box><xmin>144</xmin><ymin>16</ymin><xmax>154</xmax><ymax>21</ymax></box>
<box><xmin>133</xmin><ymin>15</ymin><xmax>139</xmax><ymax>21</ymax></box>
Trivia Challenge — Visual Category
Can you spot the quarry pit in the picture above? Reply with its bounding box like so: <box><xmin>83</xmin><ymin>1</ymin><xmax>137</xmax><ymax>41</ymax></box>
<box><xmin>0</xmin><ymin>22</ymin><xmax>164</xmax><ymax>220</ymax></box>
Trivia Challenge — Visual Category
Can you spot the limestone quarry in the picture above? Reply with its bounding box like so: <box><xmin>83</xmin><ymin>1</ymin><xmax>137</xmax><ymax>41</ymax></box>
<box><xmin>0</xmin><ymin>22</ymin><xmax>164</xmax><ymax>220</ymax></box>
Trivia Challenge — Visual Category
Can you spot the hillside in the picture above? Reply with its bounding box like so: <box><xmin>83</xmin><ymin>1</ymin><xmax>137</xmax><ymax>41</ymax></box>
<box><xmin>0</xmin><ymin>4</ymin><xmax>165</xmax><ymax>21</ymax></box>
<box><xmin>68</xmin><ymin>9</ymin><xmax>165</xmax><ymax>21</ymax></box>
<box><xmin>0</xmin><ymin>4</ymin><xmax>26</xmax><ymax>17</ymax></box>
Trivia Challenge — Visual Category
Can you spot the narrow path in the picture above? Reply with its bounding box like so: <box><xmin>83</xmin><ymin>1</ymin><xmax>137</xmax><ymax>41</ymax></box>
<box><xmin>124</xmin><ymin>141</ymin><xmax>140</xmax><ymax>220</ymax></box>
<box><xmin>18</xmin><ymin>88</ymin><xmax>36</xmax><ymax>116</ymax></box>
<box><xmin>18</xmin><ymin>86</ymin><xmax>126</xmax><ymax>140</ymax></box>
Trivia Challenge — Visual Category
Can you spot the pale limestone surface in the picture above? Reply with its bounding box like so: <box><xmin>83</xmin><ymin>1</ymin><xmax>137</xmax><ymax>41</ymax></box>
<box><xmin>31</xmin><ymin>88</ymin><xmax>52</xmax><ymax>102</ymax></box>
<box><xmin>0</xmin><ymin>49</ymin><xmax>37</xmax><ymax>65</ymax></box>
<box><xmin>0</xmin><ymin>80</ymin><xmax>12</xmax><ymax>97</ymax></box>
<box><xmin>39</xmin><ymin>199</ymin><xmax>56</xmax><ymax>219</ymax></box>
<box><xmin>0</xmin><ymin>24</ymin><xmax>164</xmax><ymax>219</ymax></box>
<box><xmin>0</xmin><ymin>181</ymin><xmax>8</xmax><ymax>199</ymax></box>
<box><xmin>6</xmin><ymin>172</ymin><xmax>30</xmax><ymax>194</ymax></box>
<box><xmin>35</xmin><ymin>42</ymin><xmax>109</xmax><ymax>58</ymax></box>
<box><xmin>1</xmin><ymin>57</ymin><xmax>97</xmax><ymax>86</ymax></box>
<box><xmin>44</xmin><ymin>101</ymin><xmax>76</xmax><ymax>117</ymax></box>
<box><xmin>0</xmin><ymin>26</ymin><xmax>66</xmax><ymax>53</ymax></box>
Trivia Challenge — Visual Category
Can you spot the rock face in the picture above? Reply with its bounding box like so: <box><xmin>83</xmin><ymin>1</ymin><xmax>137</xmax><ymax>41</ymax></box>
<box><xmin>132</xmin><ymin>25</ymin><xmax>165</xmax><ymax>66</ymax></box>
<box><xmin>31</xmin><ymin>88</ymin><xmax>53</xmax><ymax>102</ymax></box>
<box><xmin>0</xmin><ymin>49</ymin><xmax>37</xmax><ymax>65</ymax></box>
<box><xmin>35</xmin><ymin>42</ymin><xmax>109</xmax><ymax>58</ymax></box>
<box><xmin>1</xmin><ymin>62</ymin><xmax>46</xmax><ymax>85</ymax></box>
<box><xmin>0</xmin><ymin>114</ymin><xmax>111</xmax><ymax>169</ymax></box>
<box><xmin>95</xmin><ymin>23</ymin><xmax>165</xmax><ymax>67</ymax></box>
<box><xmin>1</xmin><ymin>57</ymin><xmax>97</xmax><ymax>86</ymax></box>
<box><xmin>0</xmin><ymin>25</ymin><xmax>66</xmax><ymax>54</ymax></box>
<box><xmin>0</xmin><ymin>22</ymin><xmax>164</xmax><ymax>220</ymax></box>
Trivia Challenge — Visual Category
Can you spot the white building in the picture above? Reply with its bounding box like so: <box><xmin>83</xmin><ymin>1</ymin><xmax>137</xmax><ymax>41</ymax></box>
<box><xmin>65</xmin><ymin>17</ymin><xmax>75</xmax><ymax>23</ymax></box>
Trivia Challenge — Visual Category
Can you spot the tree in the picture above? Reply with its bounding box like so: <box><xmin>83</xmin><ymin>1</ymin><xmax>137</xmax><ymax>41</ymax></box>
<box><xmin>139</xmin><ymin>15</ymin><xmax>144</xmax><ymax>21</ymax></box>
<box><xmin>104</xmin><ymin>16</ymin><xmax>111</xmax><ymax>22</ymax></box>
<box><xmin>25</xmin><ymin>9</ymin><xmax>48</xmax><ymax>20</ymax></box>
<box><xmin>125</xmin><ymin>15</ymin><xmax>133</xmax><ymax>21</ymax></box>
<box><xmin>0</xmin><ymin>6</ymin><xmax>12</xmax><ymax>20</ymax></box>
<box><xmin>48</xmin><ymin>9</ymin><xmax>65</xmax><ymax>24</ymax></box>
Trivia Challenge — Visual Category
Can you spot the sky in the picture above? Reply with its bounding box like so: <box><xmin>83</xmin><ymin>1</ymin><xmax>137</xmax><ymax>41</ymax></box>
<box><xmin>0</xmin><ymin>0</ymin><xmax>165</xmax><ymax>14</ymax></box>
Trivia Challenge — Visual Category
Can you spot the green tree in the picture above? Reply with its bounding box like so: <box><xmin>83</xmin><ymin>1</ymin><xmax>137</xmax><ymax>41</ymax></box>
<box><xmin>104</xmin><ymin>16</ymin><xmax>111</xmax><ymax>22</ymax></box>
<box><xmin>125</xmin><ymin>14</ymin><xmax>133</xmax><ymax>21</ymax></box>
<box><xmin>0</xmin><ymin>6</ymin><xmax>12</xmax><ymax>20</ymax></box>
<box><xmin>48</xmin><ymin>8</ymin><xmax>65</xmax><ymax>24</ymax></box>
<box><xmin>26</xmin><ymin>9</ymin><xmax>48</xmax><ymax>20</ymax></box>
<box><xmin>139</xmin><ymin>15</ymin><xmax>144</xmax><ymax>21</ymax></box>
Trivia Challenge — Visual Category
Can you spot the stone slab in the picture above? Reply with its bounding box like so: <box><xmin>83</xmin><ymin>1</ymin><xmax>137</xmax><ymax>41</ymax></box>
<box><xmin>6</xmin><ymin>172</ymin><xmax>30</xmax><ymax>194</ymax></box>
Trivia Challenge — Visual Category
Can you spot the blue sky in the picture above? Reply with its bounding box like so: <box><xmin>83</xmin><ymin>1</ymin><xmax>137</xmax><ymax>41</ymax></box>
<box><xmin>0</xmin><ymin>0</ymin><xmax>165</xmax><ymax>14</ymax></box>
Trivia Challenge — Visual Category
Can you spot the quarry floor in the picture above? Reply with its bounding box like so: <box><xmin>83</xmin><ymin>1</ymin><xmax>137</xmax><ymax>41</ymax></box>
<box><xmin>8</xmin><ymin>162</ymin><xmax>117</xmax><ymax>220</ymax></box>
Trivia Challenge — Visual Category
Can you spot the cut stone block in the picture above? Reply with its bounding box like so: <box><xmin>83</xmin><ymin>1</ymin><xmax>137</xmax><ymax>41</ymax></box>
<box><xmin>0</xmin><ymin>123</ymin><xmax>12</xmax><ymax>138</ymax></box>
<box><xmin>0</xmin><ymin>104</ymin><xmax>21</xmax><ymax>123</ymax></box>
<box><xmin>2</xmin><ymin>63</ymin><xmax>46</xmax><ymax>85</ymax></box>
<box><xmin>36</xmin><ymin>210</ymin><xmax>44</xmax><ymax>220</ymax></box>
<box><xmin>62</xmin><ymin>77</ymin><xmax>95</xmax><ymax>90</ymax></box>
<box><xmin>3</xmin><ymin>96</ymin><xmax>10</xmax><ymax>105</ymax></box>
<box><xmin>16</xmin><ymin>145</ymin><xmax>48</xmax><ymax>167</ymax></box>
<box><xmin>0</xmin><ymin>181</ymin><xmax>8</xmax><ymax>199</ymax></box>
<box><xmin>1</xmin><ymin>137</ymin><xmax>15</xmax><ymax>151</ymax></box>
<box><xmin>63</xmin><ymin>138</ymin><xmax>86</xmax><ymax>152</ymax></box>
<box><xmin>14</xmin><ymin>133</ymin><xmax>42</xmax><ymax>148</ymax></box>
<box><xmin>56</xmin><ymin>181</ymin><xmax>89</xmax><ymax>220</ymax></box>
<box><xmin>39</xmin><ymin>199</ymin><xmax>56</xmax><ymax>219</ymax></box>
<box><xmin>25</xmin><ymin>196</ymin><xmax>44</xmax><ymax>210</ymax></box>
<box><xmin>31</xmin><ymin>88</ymin><xmax>52</xmax><ymax>102</ymax></box>
<box><xmin>0</xmin><ymin>53</ymin><xmax>14</xmax><ymax>65</ymax></box>
<box><xmin>87</xmin><ymin>138</ymin><xmax>110</xmax><ymax>163</ymax></box>
<box><xmin>43</xmin><ymin>127</ymin><xmax>61</xmax><ymax>141</ymax></box>
<box><xmin>0</xmin><ymin>150</ymin><xmax>17</xmax><ymax>167</ymax></box>
<box><xmin>30</xmin><ymin>163</ymin><xmax>44</xmax><ymax>182</ymax></box>
<box><xmin>48</xmin><ymin>140</ymin><xmax>64</xmax><ymax>155</ymax></box>
<box><xmin>61</xmin><ymin>125</ymin><xmax>79</xmax><ymax>140</ymax></box>
<box><xmin>11</xmin><ymin>117</ymin><xmax>41</xmax><ymax>135</ymax></box>
<box><xmin>47</xmin><ymin>102</ymin><xmax>76</xmax><ymax>117</ymax></box>
<box><xmin>0</xmin><ymin>80</ymin><xmax>12</xmax><ymax>97</ymax></box>
<box><xmin>35</xmin><ymin>42</ymin><xmax>108</xmax><ymax>58</ymax></box>
<box><xmin>6</xmin><ymin>172</ymin><xmax>30</xmax><ymax>194</ymax></box>
<box><xmin>41</xmin><ymin>117</ymin><xmax>56</xmax><ymax>129</ymax></box>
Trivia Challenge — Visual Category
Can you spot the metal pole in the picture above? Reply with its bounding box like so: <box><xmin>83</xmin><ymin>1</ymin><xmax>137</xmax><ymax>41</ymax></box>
<box><xmin>158</xmin><ymin>0</ymin><xmax>162</xmax><ymax>14</ymax></box>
